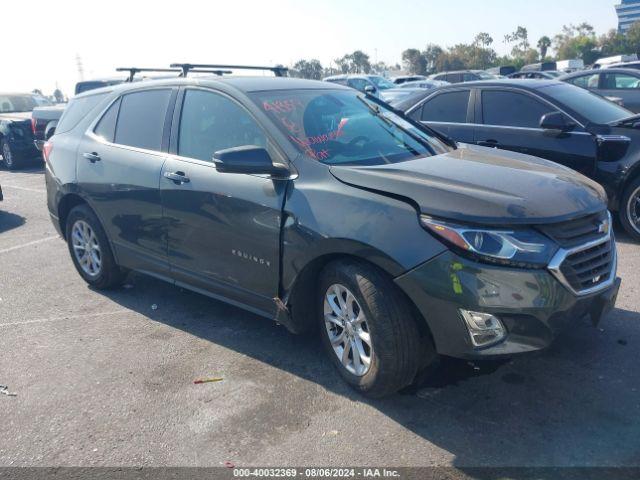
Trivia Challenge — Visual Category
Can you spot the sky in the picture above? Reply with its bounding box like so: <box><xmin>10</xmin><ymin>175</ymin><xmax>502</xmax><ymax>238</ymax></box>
<box><xmin>4</xmin><ymin>0</ymin><xmax>620</xmax><ymax>97</ymax></box>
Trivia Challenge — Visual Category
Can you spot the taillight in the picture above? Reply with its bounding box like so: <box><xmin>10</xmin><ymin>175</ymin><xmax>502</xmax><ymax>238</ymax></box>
<box><xmin>43</xmin><ymin>141</ymin><xmax>53</xmax><ymax>163</ymax></box>
<box><xmin>31</xmin><ymin>117</ymin><xmax>37</xmax><ymax>135</ymax></box>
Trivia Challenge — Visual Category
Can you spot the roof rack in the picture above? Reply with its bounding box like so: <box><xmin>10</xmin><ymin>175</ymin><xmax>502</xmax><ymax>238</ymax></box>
<box><xmin>170</xmin><ymin>63</ymin><xmax>288</xmax><ymax>77</ymax></box>
<box><xmin>116</xmin><ymin>67</ymin><xmax>182</xmax><ymax>82</ymax></box>
<box><xmin>188</xmin><ymin>69</ymin><xmax>233</xmax><ymax>76</ymax></box>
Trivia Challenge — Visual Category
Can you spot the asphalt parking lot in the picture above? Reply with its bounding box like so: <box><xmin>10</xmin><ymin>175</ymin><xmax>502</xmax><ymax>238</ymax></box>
<box><xmin>0</xmin><ymin>166</ymin><xmax>639</xmax><ymax>469</ymax></box>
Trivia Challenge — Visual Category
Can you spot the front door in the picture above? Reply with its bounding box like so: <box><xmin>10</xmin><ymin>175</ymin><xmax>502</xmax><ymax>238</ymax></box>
<box><xmin>475</xmin><ymin>88</ymin><xmax>597</xmax><ymax>176</ymax></box>
<box><xmin>161</xmin><ymin>88</ymin><xmax>286</xmax><ymax>317</ymax></box>
<box><xmin>77</xmin><ymin>88</ymin><xmax>176</xmax><ymax>276</ymax></box>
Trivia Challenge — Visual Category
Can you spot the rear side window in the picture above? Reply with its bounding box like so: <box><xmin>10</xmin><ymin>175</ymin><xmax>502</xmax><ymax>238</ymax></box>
<box><xmin>114</xmin><ymin>89</ymin><xmax>172</xmax><ymax>151</ymax></box>
<box><xmin>421</xmin><ymin>91</ymin><xmax>470</xmax><ymax>123</ymax></box>
<box><xmin>601</xmin><ymin>73</ymin><xmax>640</xmax><ymax>89</ymax></box>
<box><xmin>566</xmin><ymin>73</ymin><xmax>600</xmax><ymax>89</ymax></box>
<box><xmin>93</xmin><ymin>98</ymin><xmax>121</xmax><ymax>142</ymax></box>
<box><xmin>178</xmin><ymin>89</ymin><xmax>266</xmax><ymax>162</ymax></box>
<box><xmin>56</xmin><ymin>93</ymin><xmax>109</xmax><ymax>134</ymax></box>
<box><xmin>482</xmin><ymin>90</ymin><xmax>555</xmax><ymax>128</ymax></box>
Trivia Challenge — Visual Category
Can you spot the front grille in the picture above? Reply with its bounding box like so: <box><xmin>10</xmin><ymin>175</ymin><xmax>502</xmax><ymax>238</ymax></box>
<box><xmin>559</xmin><ymin>239</ymin><xmax>614</xmax><ymax>292</ymax></box>
<box><xmin>537</xmin><ymin>210</ymin><xmax>609</xmax><ymax>248</ymax></box>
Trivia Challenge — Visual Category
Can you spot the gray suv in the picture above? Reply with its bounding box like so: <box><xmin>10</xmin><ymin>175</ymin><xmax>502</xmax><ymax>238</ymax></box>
<box><xmin>44</xmin><ymin>67</ymin><xmax>620</xmax><ymax>397</ymax></box>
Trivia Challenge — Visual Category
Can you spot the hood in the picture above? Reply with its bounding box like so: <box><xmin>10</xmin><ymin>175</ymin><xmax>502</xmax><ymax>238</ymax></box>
<box><xmin>329</xmin><ymin>144</ymin><xmax>607</xmax><ymax>225</ymax></box>
<box><xmin>0</xmin><ymin>111</ymin><xmax>32</xmax><ymax>121</ymax></box>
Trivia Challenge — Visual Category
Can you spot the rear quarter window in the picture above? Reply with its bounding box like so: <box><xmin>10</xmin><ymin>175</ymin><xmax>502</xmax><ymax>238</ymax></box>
<box><xmin>56</xmin><ymin>92</ymin><xmax>109</xmax><ymax>134</ymax></box>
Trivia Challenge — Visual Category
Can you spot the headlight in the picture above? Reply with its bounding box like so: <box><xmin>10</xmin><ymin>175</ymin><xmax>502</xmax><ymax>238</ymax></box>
<box><xmin>420</xmin><ymin>216</ymin><xmax>556</xmax><ymax>268</ymax></box>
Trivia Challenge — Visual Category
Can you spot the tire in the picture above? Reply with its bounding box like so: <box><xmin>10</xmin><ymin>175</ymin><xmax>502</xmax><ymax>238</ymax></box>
<box><xmin>1</xmin><ymin>139</ymin><xmax>20</xmax><ymax>170</ymax></box>
<box><xmin>318</xmin><ymin>260</ymin><xmax>427</xmax><ymax>397</ymax></box>
<box><xmin>65</xmin><ymin>204</ymin><xmax>126</xmax><ymax>289</ymax></box>
<box><xmin>619</xmin><ymin>177</ymin><xmax>640</xmax><ymax>242</ymax></box>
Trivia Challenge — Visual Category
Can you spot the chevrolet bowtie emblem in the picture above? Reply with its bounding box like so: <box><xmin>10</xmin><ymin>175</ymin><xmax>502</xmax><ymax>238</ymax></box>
<box><xmin>598</xmin><ymin>219</ymin><xmax>610</xmax><ymax>235</ymax></box>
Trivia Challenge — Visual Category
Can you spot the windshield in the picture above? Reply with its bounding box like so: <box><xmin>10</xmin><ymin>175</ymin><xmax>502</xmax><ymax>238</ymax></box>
<box><xmin>0</xmin><ymin>94</ymin><xmax>52</xmax><ymax>113</ymax></box>
<box><xmin>253</xmin><ymin>89</ymin><xmax>452</xmax><ymax>166</ymax></box>
<box><xmin>368</xmin><ymin>76</ymin><xmax>395</xmax><ymax>90</ymax></box>
<box><xmin>542</xmin><ymin>84</ymin><xmax>632</xmax><ymax>125</ymax></box>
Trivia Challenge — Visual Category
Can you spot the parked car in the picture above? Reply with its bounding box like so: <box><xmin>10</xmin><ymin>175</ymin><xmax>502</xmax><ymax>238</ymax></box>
<box><xmin>556</xmin><ymin>59</ymin><xmax>585</xmax><ymax>73</ymax></box>
<box><xmin>486</xmin><ymin>66</ymin><xmax>517</xmax><ymax>77</ymax></box>
<box><xmin>594</xmin><ymin>54</ymin><xmax>638</xmax><ymax>69</ymax></box>
<box><xmin>45</xmin><ymin>73</ymin><xmax>620</xmax><ymax>397</ymax></box>
<box><xmin>379</xmin><ymin>87</ymin><xmax>424</xmax><ymax>103</ymax></box>
<box><xmin>395</xmin><ymin>79</ymin><xmax>640</xmax><ymax>240</ymax></box>
<box><xmin>429</xmin><ymin>70</ymin><xmax>497</xmax><ymax>83</ymax></box>
<box><xmin>398</xmin><ymin>79</ymin><xmax>449</xmax><ymax>90</ymax></box>
<box><xmin>323</xmin><ymin>74</ymin><xmax>395</xmax><ymax>97</ymax></box>
<box><xmin>561</xmin><ymin>68</ymin><xmax>640</xmax><ymax>113</ymax></box>
<box><xmin>605</xmin><ymin>61</ymin><xmax>640</xmax><ymax>70</ymax></box>
<box><xmin>509</xmin><ymin>71</ymin><xmax>563</xmax><ymax>79</ymax></box>
<box><xmin>1</xmin><ymin>92</ymin><xmax>54</xmax><ymax>169</ymax></box>
<box><xmin>392</xmin><ymin>75</ymin><xmax>428</xmax><ymax>85</ymax></box>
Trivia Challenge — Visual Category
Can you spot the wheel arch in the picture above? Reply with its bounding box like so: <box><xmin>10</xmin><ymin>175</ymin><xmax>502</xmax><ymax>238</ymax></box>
<box><xmin>283</xmin><ymin>251</ymin><xmax>435</xmax><ymax>347</ymax></box>
<box><xmin>57</xmin><ymin>193</ymin><xmax>90</xmax><ymax>240</ymax></box>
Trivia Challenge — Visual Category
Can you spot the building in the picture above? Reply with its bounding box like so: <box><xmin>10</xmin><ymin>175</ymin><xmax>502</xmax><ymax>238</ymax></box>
<box><xmin>616</xmin><ymin>0</ymin><xmax>640</xmax><ymax>33</ymax></box>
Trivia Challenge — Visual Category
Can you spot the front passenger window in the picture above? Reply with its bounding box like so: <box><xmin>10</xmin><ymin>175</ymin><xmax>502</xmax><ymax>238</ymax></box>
<box><xmin>178</xmin><ymin>89</ymin><xmax>266</xmax><ymax>162</ymax></box>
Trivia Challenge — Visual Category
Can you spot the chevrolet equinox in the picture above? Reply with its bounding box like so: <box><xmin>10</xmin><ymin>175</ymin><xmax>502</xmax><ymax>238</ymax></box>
<box><xmin>45</xmin><ymin>73</ymin><xmax>621</xmax><ymax>397</ymax></box>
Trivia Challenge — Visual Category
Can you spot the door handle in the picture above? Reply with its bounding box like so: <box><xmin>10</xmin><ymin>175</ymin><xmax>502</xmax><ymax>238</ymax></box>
<box><xmin>83</xmin><ymin>152</ymin><xmax>101</xmax><ymax>163</ymax></box>
<box><xmin>477</xmin><ymin>140</ymin><xmax>499</xmax><ymax>148</ymax></box>
<box><xmin>163</xmin><ymin>171</ymin><xmax>190</xmax><ymax>184</ymax></box>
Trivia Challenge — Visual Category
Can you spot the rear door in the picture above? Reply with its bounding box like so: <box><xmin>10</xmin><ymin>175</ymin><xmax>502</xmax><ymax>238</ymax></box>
<box><xmin>415</xmin><ymin>89</ymin><xmax>475</xmax><ymax>143</ymax></box>
<box><xmin>77</xmin><ymin>87</ymin><xmax>176</xmax><ymax>277</ymax></box>
<box><xmin>475</xmin><ymin>88</ymin><xmax>597</xmax><ymax>175</ymax></box>
<box><xmin>160</xmin><ymin>87</ymin><xmax>286</xmax><ymax>317</ymax></box>
<box><xmin>599</xmin><ymin>71</ymin><xmax>640</xmax><ymax>112</ymax></box>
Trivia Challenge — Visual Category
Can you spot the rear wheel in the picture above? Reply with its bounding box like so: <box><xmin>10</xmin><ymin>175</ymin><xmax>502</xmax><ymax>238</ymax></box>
<box><xmin>66</xmin><ymin>205</ymin><xmax>126</xmax><ymax>289</ymax></box>
<box><xmin>1</xmin><ymin>139</ymin><xmax>20</xmax><ymax>170</ymax></box>
<box><xmin>620</xmin><ymin>177</ymin><xmax>640</xmax><ymax>242</ymax></box>
<box><xmin>318</xmin><ymin>260</ymin><xmax>428</xmax><ymax>397</ymax></box>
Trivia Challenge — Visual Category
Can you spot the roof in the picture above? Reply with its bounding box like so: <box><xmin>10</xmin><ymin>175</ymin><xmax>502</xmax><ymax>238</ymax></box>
<box><xmin>392</xmin><ymin>79</ymin><xmax>565</xmax><ymax>111</ymax></box>
<box><xmin>75</xmin><ymin>75</ymin><xmax>348</xmax><ymax>99</ymax></box>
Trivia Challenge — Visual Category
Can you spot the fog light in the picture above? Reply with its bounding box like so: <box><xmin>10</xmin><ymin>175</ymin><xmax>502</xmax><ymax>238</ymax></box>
<box><xmin>459</xmin><ymin>310</ymin><xmax>506</xmax><ymax>347</ymax></box>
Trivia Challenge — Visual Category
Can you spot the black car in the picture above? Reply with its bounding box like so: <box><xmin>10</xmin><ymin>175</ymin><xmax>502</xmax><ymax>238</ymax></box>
<box><xmin>1</xmin><ymin>92</ymin><xmax>53</xmax><ymax>169</ymax></box>
<box><xmin>45</xmin><ymin>67</ymin><xmax>619</xmax><ymax>397</ymax></box>
<box><xmin>395</xmin><ymin>79</ymin><xmax>640</xmax><ymax>241</ymax></box>
<box><xmin>509</xmin><ymin>71</ymin><xmax>563</xmax><ymax>80</ymax></box>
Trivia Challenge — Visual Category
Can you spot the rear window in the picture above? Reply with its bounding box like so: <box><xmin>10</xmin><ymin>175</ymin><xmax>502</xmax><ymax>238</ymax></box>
<box><xmin>114</xmin><ymin>89</ymin><xmax>172</xmax><ymax>151</ymax></box>
<box><xmin>56</xmin><ymin>92</ymin><xmax>109</xmax><ymax>134</ymax></box>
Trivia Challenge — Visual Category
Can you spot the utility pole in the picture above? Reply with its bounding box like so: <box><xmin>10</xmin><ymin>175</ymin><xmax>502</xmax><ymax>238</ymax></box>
<box><xmin>76</xmin><ymin>54</ymin><xmax>85</xmax><ymax>81</ymax></box>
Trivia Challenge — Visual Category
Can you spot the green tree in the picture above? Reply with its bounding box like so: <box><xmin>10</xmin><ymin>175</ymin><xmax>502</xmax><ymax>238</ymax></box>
<box><xmin>292</xmin><ymin>59</ymin><xmax>324</xmax><ymax>80</ymax></box>
<box><xmin>423</xmin><ymin>44</ymin><xmax>444</xmax><ymax>73</ymax></box>
<box><xmin>554</xmin><ymin>23</ymin><xmax>598</xmax><ymax>64</ymax></box>
<box><xmin>537</xmin><ymin>36</ymin><xmax>552</xmax><ymax>59</ymax></box>
<box><xmin>401</xmin><ymin>48</ymin><xmax>427</xmax><ymax>75</ymax></box>
<box><xmin>335</xmin><ymin>50</ymin><xmax>371</xmax><ymax>74</ymax></box>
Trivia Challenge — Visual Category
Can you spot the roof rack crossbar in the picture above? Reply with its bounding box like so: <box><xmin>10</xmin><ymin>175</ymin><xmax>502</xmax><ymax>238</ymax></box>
<box><xmin>116</xmin><ymin>67</ymin><xmax>182</xmax><ymax>82</ymax></box>
<box><xmin>188</xmin><ymin>69</ymin><xmax>234</xmax><ymax>76</ymax></box>
<box><xmin>170</xmin><ymin>63</ymin><xmax>288</xmax><ymax>77</ymax></box>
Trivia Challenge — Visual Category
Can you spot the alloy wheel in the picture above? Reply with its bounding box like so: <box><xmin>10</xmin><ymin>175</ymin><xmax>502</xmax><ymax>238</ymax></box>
<box><xmin>323</xmin><ymin>283</ymin><xmax>373</xmax><ymax>377</ymax></box>
<box><xmin>2</xmin><ymin>142</ymin><xmax>13</xmax><ymax>168</ymax></box>
<box><xmin>628</xmin><ymin>186</ymin><xmax>640</xmax><ymax>235</ymax></box>
<box><xmin>71</xmin><ymin>220</ymin><xmax>102</xmax><ymax>277</ymax></box>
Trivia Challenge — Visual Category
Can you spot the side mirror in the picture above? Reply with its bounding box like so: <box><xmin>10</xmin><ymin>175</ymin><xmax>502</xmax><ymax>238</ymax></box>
<box><xmin>364</xmin><ymin>85</ymin><xmax>377</xmax><ymax>94</ymax></box>
<box><xmin>540</xmin><ymin>112</ymin><xmax>575</xmax><ymax>132</ymax></box>
<box><xmin>213</xmin><ymin>145</ymin><xmax>289</xmax><ymax>177</ymax></box>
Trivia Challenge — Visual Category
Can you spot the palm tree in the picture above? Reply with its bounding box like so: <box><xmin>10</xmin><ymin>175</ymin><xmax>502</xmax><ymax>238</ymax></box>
<box><xmin>538</xmin><ymin>36</ymin><xmax>552</xmax><ymax>60</ymax></box>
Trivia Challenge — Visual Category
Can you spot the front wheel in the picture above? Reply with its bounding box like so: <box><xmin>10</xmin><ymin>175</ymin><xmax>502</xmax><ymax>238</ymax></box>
<box><xmin>66</xmin><ymin>204</ymin><xmax>126</xmax><ymax>289</ymax></box>
<box><xmin>318</xmin><ymin>260</ymin><xmax>427</xmax><ymax>397</ymax></box>
<box><xmin>620</xmin><ymin>177</ymin><xmax>640</xmax><ymax>242</ymax></box>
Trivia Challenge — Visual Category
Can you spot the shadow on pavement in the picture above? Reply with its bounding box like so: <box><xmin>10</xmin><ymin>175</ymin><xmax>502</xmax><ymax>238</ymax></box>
<box><xmin>0</xmin><ymin>210</ymin><xmax>26</xmax><ymax>234</ymax></box>
<box><xmin>93</xmin><ymin>269</ymin><xmax>640</xmax><ymax>468</ymax></box>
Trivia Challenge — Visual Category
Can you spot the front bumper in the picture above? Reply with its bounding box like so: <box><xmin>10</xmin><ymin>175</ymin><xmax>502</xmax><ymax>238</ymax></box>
<box><xmin>395</xmin><ymin>250</ymin><xmax>621</xmax><ymax>359</ymax></box>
